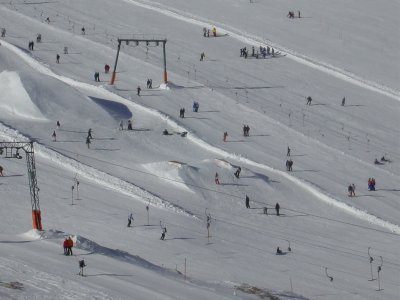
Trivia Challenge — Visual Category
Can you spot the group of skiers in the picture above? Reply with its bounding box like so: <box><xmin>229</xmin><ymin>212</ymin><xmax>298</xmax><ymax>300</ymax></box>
<box><xmin>240</xmin><ymin>45</ymin><xmax>275</xmax><ymax>59</ymax></box>
<box><xmin>202</xmin><ymin>26</ymin><xmax>217</xmax><ymax>37</ymax></box>
<box><xmin>243</xmin><ymin>125</ymin><xmax>250</xmax><ymax>136</ymax></box>
<box><xmin>119</xmin><ymin>120</ymin><xmax>133</xmax><ymax>131</ymax></box>
<box><xmin>287</xmin><ymin>11</ymin><xmax>301</xmax><ymax>18</ymax></box>
<box><xmin>245</xmin><ymin>195</ymin><xmax>281</xmax><ymax>216</ymax></box>
<box><xmin>192</xmin><ymin>101</ymin><xmax>200</xmax><ymax>112</ymax></box>
<box><xmin>179</xmin><ymin>107</ymin><xmax>185</xmax><ymax>118</ymax></box>
<box><xmin>367</xmin><ymin>178</ymin><xmax>376</xmax><ymax>191</ymax></box>
<box><xmin>63</xmin><ymin>236</ymin><xmax>74</xmax><ymax>256</ymax></box>
<box><xmin>285</xmin><ymin>159</ymin><xmax>293</xmax><ymax>171</ymax></box>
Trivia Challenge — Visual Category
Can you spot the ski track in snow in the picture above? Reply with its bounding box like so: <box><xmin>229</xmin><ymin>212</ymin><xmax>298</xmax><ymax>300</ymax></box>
<box><xmin>123</xmin><ymin>0</ymin><xmax>400</xmax><ymax>102</ymax></box>
<box><xmin>1</xmin><ymin>34</ymin><xmax>400</xmax><ymax>236</ymax></box>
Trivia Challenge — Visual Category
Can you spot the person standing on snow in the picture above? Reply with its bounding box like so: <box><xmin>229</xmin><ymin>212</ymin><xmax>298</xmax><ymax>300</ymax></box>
<box><xmin>137</xmin><ymin>86</ymin><xmax>141</xmax><ymax>96</ymax></box>
<box><xmin>0</xmin><ymin>165</ymin><xmax>3</xmax><ymax>176</ymax></box>
<box><xmin>215</xmin><ymin>172</ymin><xmax>220</xmax><ymax>185</ymax></box>
<box><xmin>275</xmin><ymin>203</ymin><xmax>280</xmax><ymax>216</ymax></box>
<box><xmin>52</xmin><ymin>130</ymin><xmax>57</xmax><ymax>142</ymax></box>
<box><xmin>245</xmin><ymin>195</ymin><xmax>250</xmax><ymax>208</ymax></box>
<box><xmin>127</xmin><ymin>213</ymin><xmax>134</xmax><ymax>227</ymax></box>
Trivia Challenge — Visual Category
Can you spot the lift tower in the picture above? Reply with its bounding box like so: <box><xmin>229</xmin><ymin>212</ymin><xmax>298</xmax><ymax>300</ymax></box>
<box><xmin>0</xmin><ymin>141</ymin><xmax>42</xmax><ymax>230</ymax></box>
<box><xmin>110</xmin><ymin>38</ymin><xmax>168</xmax><ymax>85</ymax></box>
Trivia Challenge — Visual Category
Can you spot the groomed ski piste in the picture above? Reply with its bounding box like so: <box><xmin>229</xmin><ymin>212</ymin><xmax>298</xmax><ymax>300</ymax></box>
<box><xmin>0</xmin><ymin>1</ymin><xmax>399</xmax><ymax>299</ymax></box>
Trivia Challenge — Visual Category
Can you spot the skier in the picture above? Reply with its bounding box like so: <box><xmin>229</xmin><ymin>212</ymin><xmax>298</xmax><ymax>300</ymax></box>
<box><xmin>56</xmin><ymin>54</ymin><xmax>60</xmax><ymax>63</ymax></box>
<box><xmin>276</xmin><ymin>247</ymin><xmax>283</xmax><ymax>254</ymax></box>
<box><xmin>52</xmin><ymin>130</ymin><xmax>57</xmax><ymax>142</ymax></box>
<box><xmin>160</xmin><ymin>225</ymin><xmax>167</xmax><ymax>240</ymax></box>
<box><xmin>275</xmin><ymin>202</ymin><xmax>280</xmax><ymax>216</ymax></box>
<box><xmin>306</xmin><ymin>96</ymin><xmax>312</xmax><ymax>105</ymax></box>
<box><xmin>215</xmin><ymin>172</ymin><xmax>220</xmax><ymax>185</ymax></box>
<box><xmin>67</xmin><ymin>236</ymin><xmax>73</xmax><ymax>255</ymax></box>
<box><xmin>57</xmin><ymin>120</ymin><xmax>61</xmax><ymax>129</ymax></box>
<box><xmin>127</xmin><ymin>213</ymin><xmax>134</xmax><ymax>227</ymax></box>
<box><xmin>234</xmin><ymin>167</ymin><xmax>241</xmax><ymax>179</ymax></box>
<box><xmin>271</xmin><ymin>48</ymin><xmax>275</xmax><ymax>57</ymax></box>
<box><xmin>298</xmin><ymin>10</ymin><xmax>301</xmax><ymax>18</ymax></box>
<box><xmin>287</xmin><ymin>146</ymin><xmax>291</xmax><ymax>156</ymax></box>
<box><xmin>87</xmin><ymin>128</ymin><xmax>93</xmax><ymax>139</ymax></box>
<box><xmin>223</xmin><ymin>131</ymin><xmax>228</xmax><ymax>142</ymax></box>
<box><xmin>203</xmin><ymin>27</ymin><xmax>207</xmax><ymax>37</ymax></box>
<box><xmin>78</xmin><ymin>259</ymin><xmax>86</xmax><ymax>276</ymax></box>
<box><xmin>1</xmin><ymin>28</ymin><xmax>5</xmax><ymax>37</ymax></box>
<box><xmin>200</xmin><ymin>52</ymin><xmax>205</xmax><ymax>61</ymax></box>
<box><xmin>0</xmin><ymin>165</ymin><xmax>3</xmax><ymax>176</ymax></box>
<box><xmin>288</xmin><ymin>159</ymin><xmax>293</xmax><ymax>171</ymax></box>
<box><xmin>127</xmin><ymin>120</ymin><xmax>133</xmax><ymax>130</ymax></box>
<box><xmin>137</xmin><ymin>86</ymin><xmax>141</xmax><ymax>96</ymax></box>
<box><xmin>36</xmin><ymin>33</ymin><xmax>41</xmax><ymax>43</ymax></box>
<box><xmin>86</xmin><ymin>136</ymin><xmax>91</xmax><ymax>149</ymax></box>
<box><xmin>212</xmin><ymin>26</ymin><xmax>217</xmax><ymax>37</ymax></box>
<box><xmin>81</xmin><ymin>27</ymin><xmax>85</xmax><ymax>35</ymax></box>
<box><xmin>341</xmin><ymin>97</ymin><xmax>345</xmax><ymax>106</ymax></box>
<box><xmin>63</xmin><ymin>46</ymin><xmax>68</xmax><ymax>54</ymax></box>
<box><xmin>119</xmin><ymin>120</ymin><xmax>124</xmax><ymax>131</ymax></box>
<box><xmin>104</xmin><ymin>64</ymin><xmax>110</xmax><ymax>73</ymax></box>
<box><xmin>245</xmin><ymin>195</ymin><xmax>250</xmax><ymax>208</ymax></box>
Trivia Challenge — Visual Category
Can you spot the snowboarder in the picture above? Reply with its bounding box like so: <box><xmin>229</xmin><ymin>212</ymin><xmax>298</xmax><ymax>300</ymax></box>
<box><xmin>245</xmin><ymin>195</ymin><xmax>250</xmax><ymax>208</ymax></box>
<box><xmin>52</xmin><ymin>130</ymin><xmax>57</xmax><ymax>142</ymax></box>
<box><xmin>341</xmin><ymin>97</ymin><xmax>345</xmax><ymax>106</ymax></box>
<box><xmin>306</xmin><ymin>96</ymin><xmax>312</xmax><ymax>105</ymax></box>
<box><xmin>78</xmin><ymin>259</ymin><xmax>86</xmax><ymax>276</ymax></box>
<box><xmin>127</xmin><ymin>213</ymin><xmax>134</xmax><ymax>227</ymax></box>
<box><xmin>0</xmin><ymin>165</ymin><xmax>3</xmax><ymax>176</ymax></box>
<box><xmin>56</xmin><ymin>54</ymin><xmax>60</xmax><ymax>64</ymax></box>
<box><xmin>275</xmin><ymin>202</ymin><xmax>280</xmax><ymax>216</ymax></box>
<box><xmin>234</xmin><ymin>167</ymin><xmax>241</xmax><ymax>178</ymax></box>
<box><xmin>287</xmin><ymin>146</ymin><xmax>291</xmax><ymax>156</ymax></box>
<box><xmin>137</xmin><ymin>86</ymin><xmax>141</xmax><ymax>96</ymax></box>
<box><xmin>86</xmin><ymin>136</ymin><xmax>91</xmax><ymax>148</ymax></box>
<box><xmin>57</xmin><ymin>120</ymin><xmax>61</xmax><ymax>129</ymax></box>
<box><xmin>223</xmin><ymin>131</ymin><xmax>228</xmax><ymax>142</ymax></box>
<box><xmin>215</xmin><ymin>172</ymin><xmax>220</xmax><ymax>185</ymax></box>
<box><xmin>160</xmin><ymin>225</ymin><xmax>167</xmax><ymax>240</ymax></box>
<box><xmin>127</xmin><ymin>120</ymin><xmax>133</xmax><ymax>130</ymax></box>
<box><xmin>119</xmin><ymin>120</ymin><xmax>124</xmax><ymax>131</ymax></box>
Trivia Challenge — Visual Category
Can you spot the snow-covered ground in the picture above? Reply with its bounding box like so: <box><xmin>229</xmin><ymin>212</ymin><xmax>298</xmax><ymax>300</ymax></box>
<box><xmin>0</xmin><ymin>1</ymin><xmax>399</xmax><ymax>299</ymax></box>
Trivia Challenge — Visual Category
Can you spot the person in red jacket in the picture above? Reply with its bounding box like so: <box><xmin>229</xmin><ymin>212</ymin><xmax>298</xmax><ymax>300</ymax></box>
<box><xmin>63</xmin><ymin>238</ymin><xmax>68</xmax><ymax>255</ymax></box>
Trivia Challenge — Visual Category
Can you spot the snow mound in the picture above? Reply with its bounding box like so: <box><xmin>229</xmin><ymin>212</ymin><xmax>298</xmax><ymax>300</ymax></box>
<box><xmin>143</xmin><ymin>161</ymin><xmax>194</xmax><ymax>193</ymax></box>
<box><xmin>158</xmin><ymin>83</ymin><xmax>170</xmax><ymax>90</ymax></box>
<box><xmin>0</xmin><ymin>71</ymin><xmax>46</xmax><ymax>121</ymax></box>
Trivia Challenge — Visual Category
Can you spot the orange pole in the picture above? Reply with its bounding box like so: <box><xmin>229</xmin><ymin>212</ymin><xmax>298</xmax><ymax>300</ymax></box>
<box><xmin>110</xmin><ymin>71</ymin><xmax>116</xmax><ymax>85</ymax></box>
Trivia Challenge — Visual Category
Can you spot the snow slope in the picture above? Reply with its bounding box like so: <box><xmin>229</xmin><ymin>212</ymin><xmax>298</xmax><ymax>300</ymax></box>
<box><xmin>0</xmin><ymin>1</ymin><xmax>399</xmax><ymax>299</ymax></box>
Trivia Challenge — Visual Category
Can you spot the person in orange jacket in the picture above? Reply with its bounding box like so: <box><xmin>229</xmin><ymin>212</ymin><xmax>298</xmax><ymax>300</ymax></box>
<box><xmin>67</xmin><ymin>236</ymin><xmax>74</xmax><ymax>255</ymax></box>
